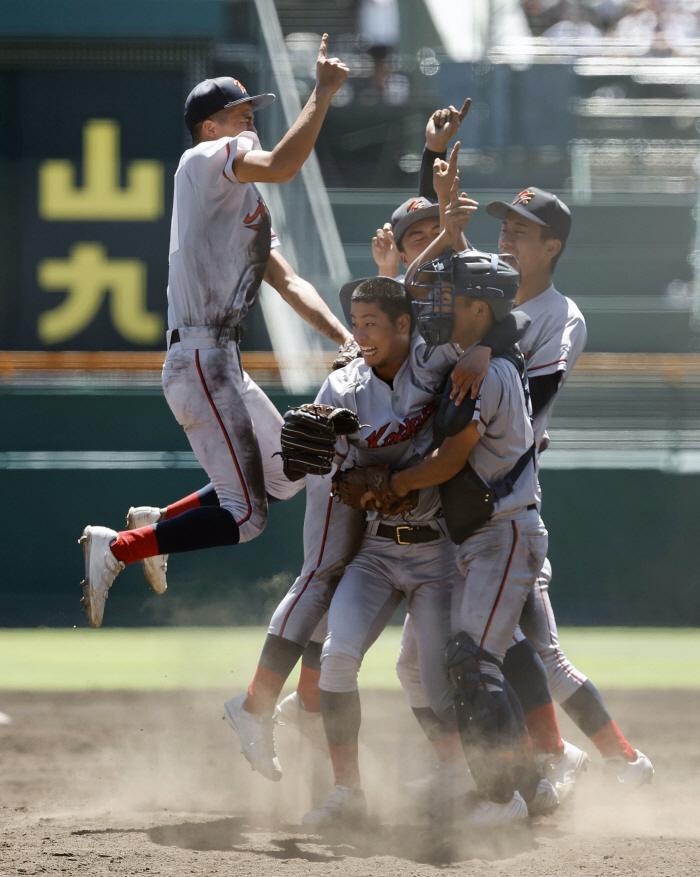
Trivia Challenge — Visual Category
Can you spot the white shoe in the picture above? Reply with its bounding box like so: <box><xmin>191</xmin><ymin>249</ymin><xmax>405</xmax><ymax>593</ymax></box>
<box><xmin>460</xmin><ymin>790</ymin><xmax>528</xmax><ymax>829</ymax></box>
<box><xmin>526</xmin><ymin>778</ymin><xmax>560</xmax><ymax>817</ymax></box>
<box><xmin>541</xmin><ymin>740</ymin><xmax>589</xmax><ymax>804</ymax></box>
<box><xmin>301</xmin><ymin>785</ymin><xmax>367</xmax><ymax>826</ymax></box>
<box><xmin>78</xmin><ymin>526</ymin><xmax>124</xmax><ymax>628</ymax></box>
<box><xmin>126</xmin><ymin>506</ymin><xmax>167</xmax><ymax>595</ymax></box>
<box><xmin>275</xmin><ymin>691</ymin><xmax>328</xmax><ymax>752</ymax></box>
<box><xmin>223</xmin><ymin>693</ymin><xmax>282</xmax><ymax>781</ymax></box>
<box><xmin>604</xmin><ymin>749</ymin><xmax>654</xmax><ymax>788</ymax></box>
<box><xmin>0</xmin><ymin>711</ymin><xmax>12</xmax><ymax>726</ymax></box>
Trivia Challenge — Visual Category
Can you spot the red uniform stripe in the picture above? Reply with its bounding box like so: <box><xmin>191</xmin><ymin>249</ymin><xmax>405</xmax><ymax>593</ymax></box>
<box><xmin>480</xmin><ymin>520</ymin><xmax>519</xmax><ymax>649</ymax></box>
<box><xmin>222</xmin><ymin>142</ymin><xmax>235</xmax><ymax>183</ymax></box>
<box><xmin>195</xmin><ymin>350</ymin><xmax>252</xmax><ymax>527</ymax></box>
<box><xmin>279</xmin><ymin>486</ymin><xmax>335</xmax><ymax>636</ymax></box>
<box><xmin>527</xmin><ymin>358</ymin><xmax>567</xmax><ymax>373</ymax></box>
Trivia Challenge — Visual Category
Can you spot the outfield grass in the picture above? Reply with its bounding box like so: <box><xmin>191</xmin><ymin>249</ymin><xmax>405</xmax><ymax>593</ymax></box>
<box><xmin>0</xmin><ymin>626</ymin><xmax>698</xmax><ymax>691</ymax></box>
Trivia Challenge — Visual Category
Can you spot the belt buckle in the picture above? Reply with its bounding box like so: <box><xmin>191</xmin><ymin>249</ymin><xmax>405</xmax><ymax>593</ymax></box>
<box><xmin>395</xmin><ymin>526</ymin><xmax>413</xmax><ymax>545</ymax></box>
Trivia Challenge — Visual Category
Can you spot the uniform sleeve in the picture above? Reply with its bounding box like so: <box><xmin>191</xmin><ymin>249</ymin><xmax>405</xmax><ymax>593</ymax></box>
<box><xmin>184</xmin><ymin>138</ymin><xmax>240</xmax><ymax>189</ymax></box>
<box><xmin>418</xmin><ymin>145</ymin><xmax>446</xmax><ymax>200</ymax></box>
<box><xmin>471</xmin><ymin>366</ymin><xmax>503</xmax><ymax>437</ymax></box>
<box><xmin>526</xmin><ymin>310</ymin><xmax>586</xmax><ymax>379</ymax></box>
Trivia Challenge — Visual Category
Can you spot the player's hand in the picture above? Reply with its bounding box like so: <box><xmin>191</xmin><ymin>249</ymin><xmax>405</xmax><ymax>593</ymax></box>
<box><xmin>433</xmin><ymin>141</ymin><xmax>460</xmax><ymax>203</ymax></box>
<box><xmin>360</xmin><ymin>490</ymin><xmax>381</xmax><ymax>511</ymax></box>
<box><xmin>316</xmin><ymin>34</ymin><xmax>350</xmax><ymax>96</ymax></box>
<box><xmin>451</xmin><ymin>345</ymin><xmax>491</xmax><ymax>405</ymax></box>
<box><xmin>425</xmin><ymin>98</ymin><xmax>471</xmax><ymax>152</ymax></box>
<box><xmin>444</xmin><ymin>176</ymin><xmax>478</xmax><ymax>241</ymax></box>
<box><xmin>372</xmin><ymin>223</ymin><xmax>400</xmax><ymax>276</ymax></box>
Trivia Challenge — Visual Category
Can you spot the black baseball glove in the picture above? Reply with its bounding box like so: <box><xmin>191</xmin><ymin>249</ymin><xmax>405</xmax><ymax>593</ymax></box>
<box><xmin>279</xmin><ymin>403</ymin><xmax>360</xmax><ymax>481</ymax></box>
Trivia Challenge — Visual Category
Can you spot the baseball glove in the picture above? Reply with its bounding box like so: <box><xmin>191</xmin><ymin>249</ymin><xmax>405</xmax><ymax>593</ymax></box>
<box><xmin>279</xmin><ymin>403</ymin><xmax>360</xmax><ymax>481</ymax></box>
<box><xmin>332</xmin><ymin>465</ymin><xmax>419</xmax><ymax>515</ymax></box>
<box><xmin>332</xmin><ymin>338</ymin><xmax>362</xmax><ymax>370</ymax></box>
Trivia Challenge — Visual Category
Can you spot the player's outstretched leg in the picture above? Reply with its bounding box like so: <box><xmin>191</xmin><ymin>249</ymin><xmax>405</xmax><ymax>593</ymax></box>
<box><xmin>276</xmin><ymin>631</ymin><xmax>328</xmax><ymax>752</ymax></box>
<box><xmin>519</xmin><ymin>559</ymin><xmax>654</xmax><ymax>787</ymax></box>
<box><xmin>78</xmin><ymin>505</ymin><xmax>240</xmax><ymax>628</ymax></box>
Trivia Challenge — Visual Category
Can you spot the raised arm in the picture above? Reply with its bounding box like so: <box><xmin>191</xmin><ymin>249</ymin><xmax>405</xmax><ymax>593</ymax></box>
<box><xmin>264</xmin><ymin>249</ymin><xmax>351</xmax><ymax>345</ymax></box>
<box><xmin>234</xmin><ymin>35</ymin><xmax>349</xmax><ymax>184</ymax></box>
<box><xmin>419</xmin><ymin>98</ymin><xmax>471</xmax><ymax>199</ymax></box>
<box><xmin>390</xmin><ymin>421</ymin><xmax>481</xmax><ymax>496</ymax></box>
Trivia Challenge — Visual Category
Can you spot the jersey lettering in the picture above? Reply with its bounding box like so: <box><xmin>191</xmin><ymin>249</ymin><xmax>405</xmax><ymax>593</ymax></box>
<box><xmin>365</xmin><ymin>400</ymin><xmax>437</xmax><ymax>448</ymax></box>
<box><xmin>244</xmin><ymin>199</ymin><xmax>267</xmax><ymax>231</ymax></box>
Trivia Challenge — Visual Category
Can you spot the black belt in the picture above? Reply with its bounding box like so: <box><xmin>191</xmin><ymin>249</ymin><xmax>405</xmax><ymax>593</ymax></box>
<box><xmin>169</xmin><ymin>326</ymin><xmax>244</xmax><ymax>348</ymax></box>
<box><xmin>527</xmin><ymin>504</ymin><xmax>538</xmax><ymax>511</ymax></box>
<box><xmin>375</xmin><ymin>523</ymin><xmax>441</xmax><ymax>545</ymax></box>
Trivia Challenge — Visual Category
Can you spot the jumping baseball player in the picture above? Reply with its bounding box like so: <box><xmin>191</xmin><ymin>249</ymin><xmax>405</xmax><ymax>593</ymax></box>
<box><xmin>78</xmin><ymin>37</ymin><xmax>353</xmax><ymax>628</ymax></box>
<box><xmin>402</xmin><ymin>140</ymin><xmax>654</xmax><ymax>789</ymax></box>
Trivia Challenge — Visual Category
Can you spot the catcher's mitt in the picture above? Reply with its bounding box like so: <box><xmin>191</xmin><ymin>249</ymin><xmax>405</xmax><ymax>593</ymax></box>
<box><xmin>332</xmin><ymin>338</ymin><xmax>362</xmax><ymax>371</ymax></box>
<box><xmin>279</xmin><ymin>403</ymin><xmax>360</xmax><ymax>481</ymax></box>
<box><xmin>332</xmin><ymin>465</ymin><xmax>419</xmax><ymax>515</ymax></box>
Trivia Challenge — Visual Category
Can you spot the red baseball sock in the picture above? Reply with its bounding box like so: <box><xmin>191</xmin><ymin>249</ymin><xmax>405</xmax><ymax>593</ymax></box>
<box><xmin>109</xmin><ymin>527</ymin><xmax>159</xmax><ymax>566</ymax></box>
<box><xmin>296</xmin><ymin>664</ymin><xmax>321</xmax><ymax>713</ymax></box>
<box><xmin>328</xmin><ymin>743</ymin><xmax>361</xmax><ymax>790</ymax></box>
<box><xmin>245</xmin><ymin>666</ymin><xmax>287</xmax><ymax>716</ymax></box>
<box><xmin>164</xmin><ymin>491</ymin><xmax>201</xmax><ymax>520</ymax></box>
<box><xmin>589</xmin><ymin>720</ymin><xmax>636</xmax><ymax>761</ymax></box>
<box><xmin>525</xmin><ymin>703</ymin><xmax>565</xmax><ymax>755</ymax></box>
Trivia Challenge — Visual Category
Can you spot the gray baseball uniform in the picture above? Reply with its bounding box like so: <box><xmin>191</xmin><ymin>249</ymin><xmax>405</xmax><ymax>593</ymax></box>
<box><xmin>164</xmin><ymin>133</ymin><xmax>302</xmax><ymax>544</ymax></box>
<box><xmin>267</xmin><ymin>330</ymin><xmax>460</xmax><ymax>647</ymax></box>
<box><xmin>399</xmin><ymin>284</ymin><xmax>586</xmax><ymax>707</ymax></box>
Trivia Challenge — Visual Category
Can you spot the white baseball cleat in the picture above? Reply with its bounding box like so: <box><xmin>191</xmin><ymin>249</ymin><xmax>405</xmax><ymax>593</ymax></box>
<box><xmin>604</xmin><ymin>749</ymin><xmax>654</xmax><ymax>788</ymax></box>
<box><xmin>275</xmin><ymin>691</ymin><xmax>328</xmax><ymax>752</ymax></box>
<box><xmin>526</xmin><ymin>778</ymin><xmax>560</xmax><ymax>817</ymax></box>
<box><xmin>541</xmin><ymin>740</ymin><xmax>589</xmax><ymax>804</ymax></box>
<box><xmin>223</xmin><ymin>693</ymin><xmax>282</xmax><ymax>781</ymax></box>
<box><xmin>78</xmin><ymin>526</ymin><xmax>124</xmax><ymax>629</ymax></box>
<box><xmin>126</xmin><ymin>506</ymin><xmax>168</xmax><ymax>595</ymax></box>
<box><xmin>301</xmin><ymin>784</ymin><xmax>367</xmax><ymax>826</ymax></box>
<box><xmin>0</xmin><ymin>711</ymin><xmax>12</xmax><ymax>726</ymax></box>
<box><xmin>459</xmin><ymin>790</ymin><xmax>528</xmax><ymax>829</ymax></box>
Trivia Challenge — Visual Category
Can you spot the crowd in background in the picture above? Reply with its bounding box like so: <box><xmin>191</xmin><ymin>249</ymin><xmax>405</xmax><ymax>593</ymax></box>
<box><xmin>525</xmin><ymin>0</ymin><xmax>700</xmax><ymax>54</ymax></box>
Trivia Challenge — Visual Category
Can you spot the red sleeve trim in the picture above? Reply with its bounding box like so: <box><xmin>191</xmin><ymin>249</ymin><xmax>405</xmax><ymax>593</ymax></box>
<box><xmin>222</xmin><ymin>142</ymin><xmax>235</xmax><ymax>184</ymax></box>
<box><xmin>527</xmin><ymin>358</ymin><xmax>567</xmax><ymax>373</ymax></box>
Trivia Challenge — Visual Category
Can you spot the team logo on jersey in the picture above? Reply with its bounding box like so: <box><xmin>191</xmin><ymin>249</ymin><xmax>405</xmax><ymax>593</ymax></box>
<box><xmin>233</xmin><ymin>79</ymin><xmax>248</xmax><ymax>94</ymax></box>
<box><xmin>513</xmin><ymin>189</ymin><xmax>536</xmax><ymax>206</ymax></box>
<box><xmin>406</xmin><ymin>198</ymin><xmax>428</xmax><ymax>213</ymax></box>
<box><xmin>244</xmin><ymin>199</ymin><xmax>267</xmax><ymax>231</ymax></box>
<box><xmin>365</xmin><ymin>400</ymin><xmax>437</xmax><ymax>449</ymax></box>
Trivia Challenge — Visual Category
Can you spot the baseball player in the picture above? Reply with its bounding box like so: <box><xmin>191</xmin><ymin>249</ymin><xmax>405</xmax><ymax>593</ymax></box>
<box><xmin>402</xmin><ymin>151</ymin><xmax>654</xmax><ymax>788</ymax></box>
<box><xmin>384</xmin><ymin>234</ymin><xmax>546</xmax><ymax>828</ymax></box>
<box><xmin>298</xmin><ymin>277</ymin><xmax>458</xmax><ymax>826</ymax></box>
<box><xmin>78</xmin><ymin>37</ymin><xmax>352</xmax><ymax>628</ymax></box>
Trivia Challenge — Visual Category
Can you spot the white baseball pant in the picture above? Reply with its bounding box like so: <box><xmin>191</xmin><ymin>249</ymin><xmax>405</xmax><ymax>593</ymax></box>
<box><xmin>162</xmin><ymin>336</ymin><xmax>303</xmax><ymax>544</ymax></box>
<box><xmin>320</xmin><ymin>521</ymin><xmax>457</xmax><ymax>723</ymax></box>
<box><xmin>267</xmin><ymin>468</ymin><xmax>366</xmax><ymax>645</ymax></box>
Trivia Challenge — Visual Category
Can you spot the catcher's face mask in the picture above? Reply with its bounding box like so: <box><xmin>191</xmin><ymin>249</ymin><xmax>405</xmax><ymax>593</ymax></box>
<box><xmin>411</xmin><ymin>249</ymin><xmax>521</xmax><ymax>361</ymax></box>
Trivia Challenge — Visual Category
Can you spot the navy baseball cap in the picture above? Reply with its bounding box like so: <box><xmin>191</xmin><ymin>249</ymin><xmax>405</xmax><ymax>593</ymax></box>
<box><xmin>391</xmin><ymin>197</ymin><xmax>440</xmax><ymax>248</ymax></box>
<box><xmin>487</xmin><ymin>188</ymin><xmax>571</xmax><ymax>241</ymax></box>
<box><xmin>184</xmin><ymin>77</ymin><xmax>275</xmax><ymax>132</ymax></box>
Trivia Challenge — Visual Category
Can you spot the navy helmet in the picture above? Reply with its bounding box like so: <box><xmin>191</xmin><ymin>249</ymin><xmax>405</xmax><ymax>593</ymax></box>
<box><xmin>411</xmin><ymin>248</ymin><xmax>520</xmax><ymax>358</ymax></box>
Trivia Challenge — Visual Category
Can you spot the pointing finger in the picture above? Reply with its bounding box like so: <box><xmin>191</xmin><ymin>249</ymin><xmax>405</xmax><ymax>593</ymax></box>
<box><xmin>458</xmin><ymin>97</ymin><xmax>471</xmax><ymax>121</ymax></box>
<box><xmin>448</xmin><ymin>140</ymin><xmax>461</xmax><ymax>175</ymax></box>
<box><xmin>318</xmin><ymin>33</ymin><xmax>328</xmax><ymax>60</ymax></box>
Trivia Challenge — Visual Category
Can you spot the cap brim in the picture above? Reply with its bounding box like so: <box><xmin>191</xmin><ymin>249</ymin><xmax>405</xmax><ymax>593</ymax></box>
<box><xmin>224</xmin><ymin>93</ymin><xmax>276</xmax><ymax>112</ymax></box>
<box><xmin>339</xmin><ymin>278</ymin><xmax>372</xmax><ymax>327</ymax></box>
<box><xmin>393</xmin><ymin>205</ymin><xmax>441</xmax><ymax>246</ymax></box>
<box><xmin>486</xmin><ymin>201</ymin><xmax>547</xmax><ymax>226</ymax></box>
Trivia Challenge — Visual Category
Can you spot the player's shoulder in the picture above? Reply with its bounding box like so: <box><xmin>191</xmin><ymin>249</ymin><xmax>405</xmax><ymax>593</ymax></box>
<box><xmin>550</xmin><ymin>285</ymin><xmax>586</xmax><ymax>327</ymax></box>
<box><xmin>326</xmin><ymin>356</ymin><xmax>370</xmax><ymax>396</ymax></box>
<box><xmin>178</xmin><ymin>136</ymin><xmax>240</xmax><ymax>186</ymax></box>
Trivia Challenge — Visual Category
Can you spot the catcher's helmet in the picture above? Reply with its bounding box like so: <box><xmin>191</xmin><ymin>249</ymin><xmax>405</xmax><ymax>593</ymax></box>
<box><xmin>411</xmin><ymin>248</ymin><xmax>520</xmax><ymax>358</ymax></box>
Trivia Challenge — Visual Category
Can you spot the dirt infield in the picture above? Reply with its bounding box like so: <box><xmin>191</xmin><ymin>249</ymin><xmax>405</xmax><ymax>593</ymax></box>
<box><xmin>1</xmin><ymin>689</ymin><xmax>699</xmax><ymax>876</ymax></box>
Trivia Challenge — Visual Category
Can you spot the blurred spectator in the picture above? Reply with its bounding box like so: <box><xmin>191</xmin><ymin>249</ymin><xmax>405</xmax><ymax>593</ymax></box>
<box><xmin>611</xmin><ymin>0</ymin><xmax>699</xmax><ymax>56</ymax></box>
<box><xmin>357</xmin><ymin>0</ymin><xmax>400</xmax><ymax>93</ymax></box>
<box><xmin>543</xmin><ymin>0</ymin><xmax>606</xmax><ymax>51</ymax></box>
<box><xmin>423</xmin><ymin>0</ymin><xmax>532</xmax><ymax>61</ymax></box>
